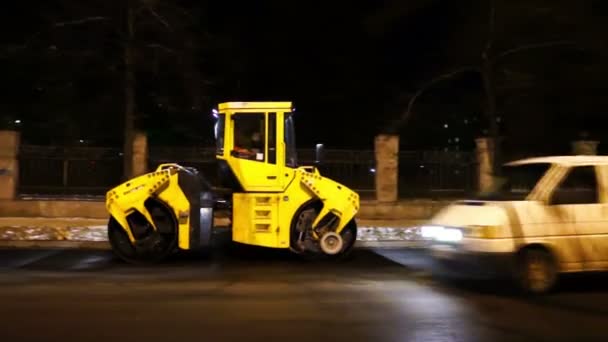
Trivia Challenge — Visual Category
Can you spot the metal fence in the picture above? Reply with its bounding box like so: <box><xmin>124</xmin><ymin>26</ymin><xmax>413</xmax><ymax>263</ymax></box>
<box><xmin>148</xmin><ymin>147</ymin><xmax>377</xmax><ymax>198</ymax></box>
<box><xmin>148</xmin><ymin>146</ymin><xmax>220</xmax><ymax>185</ymax></box>
<box><xmin>398</xmin><ymin>150</ymin><xmax>477</xmax><ymax>198</ymax></box>
<box><xmin>18</xmin><ymin>145</ymin><xmax>478</xmax><ymax>199</ymax></box>
<box><xmin>18</xmin><ymin>145</ymin><xmax>123</xmax><ymax>197</ymax></box>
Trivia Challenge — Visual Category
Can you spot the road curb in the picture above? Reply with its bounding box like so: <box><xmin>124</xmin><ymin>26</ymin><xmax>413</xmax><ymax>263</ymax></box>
<box><xmin>0</xmin><ymin>240</ymin><xmax>110</xmax><ymax>250</ymax></box>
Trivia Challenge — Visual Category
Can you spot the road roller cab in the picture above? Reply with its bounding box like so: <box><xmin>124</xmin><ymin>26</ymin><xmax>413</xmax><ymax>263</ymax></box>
<box><xmin>106</xmin><ymin>101</ymin><xmax>360</xmax><ymax>263</ymax></box>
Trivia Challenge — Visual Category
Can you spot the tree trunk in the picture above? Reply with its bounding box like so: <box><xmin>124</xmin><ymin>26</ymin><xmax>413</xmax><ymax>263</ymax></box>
<box><xmin>123</xmin><ymin>0</ymin><xmax>136</xmax><ymax>180</ymax></box>
<box><xmin>481</xmin><ymin>55</ymin><xmax>501</xmax><ymax>175</ymax></box>
<box><xmin>479</xmin><ymin>0</ymin><xmax>501</xmax><ymax>176</ymax></box>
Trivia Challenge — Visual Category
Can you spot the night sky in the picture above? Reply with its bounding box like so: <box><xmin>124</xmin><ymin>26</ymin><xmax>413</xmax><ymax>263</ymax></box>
<box><xmin>1</xmin><ymin>1</ymin><xmax>608</xmax><ymax>155</ymax></box>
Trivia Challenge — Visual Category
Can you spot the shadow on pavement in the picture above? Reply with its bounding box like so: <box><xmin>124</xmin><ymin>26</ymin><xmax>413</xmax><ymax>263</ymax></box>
<box><xmin>554</xmin><ymin>272</ymin><xmax>608</xmax><ymax>294</ymax></box>
<box><xmin>0</xmin><ymin>243</ymin><xmax>421</xmax><ymax>279</ymax></box>
<box><xmin>431</xmin><ymin>269</ymin><xmax>608</xmax><ymax>296</ymax></box>
<box><xmin>428</xmin><ymin>262</ymin><xmax>608</xmax><ymax>311</ymax></box>
<box><xmin>164</xmin><ymin>243</ymin><xmax>419</xmax><ymax>272</ymax></box>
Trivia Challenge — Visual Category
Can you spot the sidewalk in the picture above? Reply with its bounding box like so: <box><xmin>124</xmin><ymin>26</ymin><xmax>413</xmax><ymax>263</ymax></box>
<box><xmin>0</xmin><ymin>217</ymin><xmax>426</xmax><ymax>249</ymax></box>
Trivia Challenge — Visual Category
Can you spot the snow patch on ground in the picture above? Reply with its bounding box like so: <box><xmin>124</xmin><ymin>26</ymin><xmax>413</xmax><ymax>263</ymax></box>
<box><xmin>0</xmin><ymin>225</ymin><xmax>423</xmax><ymax>242</ymax></box>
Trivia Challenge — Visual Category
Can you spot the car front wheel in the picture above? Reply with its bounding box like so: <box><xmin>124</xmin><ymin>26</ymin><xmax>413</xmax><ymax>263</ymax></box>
<box><xmin>517</xmin><ymin>248</ymin><xmax>558</xmax><ymax>295</ymax></box>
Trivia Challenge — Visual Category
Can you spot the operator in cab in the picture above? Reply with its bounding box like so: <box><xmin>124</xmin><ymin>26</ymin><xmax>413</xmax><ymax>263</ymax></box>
<box><xmin>233</xmin><ymin>131</ymin><xmax>263</xmax><ymax>160</ymax></box>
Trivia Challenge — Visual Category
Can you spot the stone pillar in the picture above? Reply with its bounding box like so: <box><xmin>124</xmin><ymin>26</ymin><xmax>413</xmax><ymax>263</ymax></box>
<box><xmin>571</xmin><ymin>140</ymin><xmax>598</xmax><ymax>155</ymax></box>
<box><xmin>0</xmin><ymin>131</ymin><xmax>20</xmax><ymax>200</ymax></box>
<box><xmin>475</xmin><ymin>137</ymin><xmax>495</xmax><ymax>193</ymax></box>
<box><xmin>375</xmin><ymin>135</ymin><xmax>399</xmax><ymax>202</ymax></box>
<box><xmin>131</xmin><ymin>131</ymin><xmax>148</xmax><ymax>177</ymax></box>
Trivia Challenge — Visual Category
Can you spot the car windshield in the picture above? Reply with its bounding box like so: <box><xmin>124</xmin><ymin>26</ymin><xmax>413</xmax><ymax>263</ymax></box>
<box><xmin>477</xmin><ymin>163</ymin><xmax>550</xmax><ymax>200</ymax></box>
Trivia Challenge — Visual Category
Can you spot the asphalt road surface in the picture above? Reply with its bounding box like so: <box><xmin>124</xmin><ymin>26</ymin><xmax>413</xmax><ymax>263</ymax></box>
<box><xmin>0</xmin><ymin>246</ymin><xmax>607</xmax><ymax>342</ymax></box>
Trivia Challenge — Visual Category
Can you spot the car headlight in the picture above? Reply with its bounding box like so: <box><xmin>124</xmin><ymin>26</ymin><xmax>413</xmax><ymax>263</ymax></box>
<box><xmin>435</xmin><ymin>228</ymin><xmax>463</xmax><ymax>242</ymax></box>
<box><xmin>420</xmin><ymin>225</ymin><xmax>444</xmax><ymax>239</ymax></box>
<box><xmin>420</xmin><ymin>225</ymin><xmax>463</xmax><ymax>242</ymax></box>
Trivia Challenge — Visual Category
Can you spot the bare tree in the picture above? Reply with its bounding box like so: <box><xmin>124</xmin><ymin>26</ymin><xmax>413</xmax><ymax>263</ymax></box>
<box><xmin>395</xmin><ymin>0</ymin><xmax>575</xmax><ymax>173</ymax></box>
<box><xmin>124</xmin><ymin>0</ymin><xmax>137</xmax><ymax>179</ymax></box>
<box><xmin>2</xmin><ymin>0</ymin><xmax>213</xmax><ymax>178</ymax></box>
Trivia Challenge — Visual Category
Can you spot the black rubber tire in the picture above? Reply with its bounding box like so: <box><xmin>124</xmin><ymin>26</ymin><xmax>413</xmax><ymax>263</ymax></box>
<box><xmin>516</xmin><ymin>248</ymin><xmax>558</xmax><ymax>295</ymax></box>
<box><xmin>334</xmin><ymin>218</ymin><xmax>358</xmax><ymax>259</ymax></box>
<box><xmin>313</xmin><ymin>219</ymin><xmax>358</xmax><ymax>261</ymax></box>
<box><xmin>291</xmin><ymin>204</ymin><xmax>358</xmax><ymax>261</ymax></box>
<box><xmin>107</xmin><ymin>202</ymin><xmax>178</xmax><ymax>265</ymax></box>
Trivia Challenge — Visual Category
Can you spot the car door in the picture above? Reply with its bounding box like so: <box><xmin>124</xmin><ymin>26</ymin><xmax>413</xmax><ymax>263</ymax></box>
<box><xmin>577</xmin><ymin>165</ymin><xmax>608</xmax><ymax>269</ymax></box>
<box><xmin>548</xmin><ymin>165</ymin><xmax>606</xmax><ymax>270</ymax></box>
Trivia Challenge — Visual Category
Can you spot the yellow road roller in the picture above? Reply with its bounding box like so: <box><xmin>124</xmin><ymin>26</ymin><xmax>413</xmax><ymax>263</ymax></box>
<box><xmin>105</xmin><ymin>102</ymin><xmax>360</xmax><ymax>263</ymax></box>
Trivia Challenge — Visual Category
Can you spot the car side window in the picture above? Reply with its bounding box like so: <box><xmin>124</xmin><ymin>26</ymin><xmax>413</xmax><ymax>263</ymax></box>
<box><xmin>550</xmin><ymin>166</ymin><xmax>598</xmax><ymax>205</ymax></box>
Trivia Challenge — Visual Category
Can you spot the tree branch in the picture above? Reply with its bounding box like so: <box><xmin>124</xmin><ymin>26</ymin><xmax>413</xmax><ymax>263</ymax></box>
<box><xmin>146</xmin><ymin>43</ymin><xmax>176</xmax><ymax>54</ymax></box>
<box><xmin>145</xmin><ymin>6</ymin><xmax>172</xmax><ymax>31</ymax></box>
<box><xmin>493</xmin><ymin>40</ymin><xmax>576</xmax><ymax>61</ymax></box>
<box><xmin>0</xmin><ymin>31</ymin><xmax>42</xmax><ymax>55</ymax></box>
<box><xmin>2</xmin><ymin>17</ymin><xmax>111</xmax><ymax>55</ymax></box>
<box><xmin>483</xmin><ymin>0</ymin><xmax>497</xmax><ymax>59</ymax></box>
<box><xmin>397</xmin><ymin>66</ymin><xmax>480</xmax><ymax>129</ymax></box>
<box><xmin>53</xmin><ymin>16</ymin><xmax>109</xmax><ymax>27</ymax></box>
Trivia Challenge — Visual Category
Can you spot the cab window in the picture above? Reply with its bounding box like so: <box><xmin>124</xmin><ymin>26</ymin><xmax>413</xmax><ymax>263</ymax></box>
<box><xmin>215</xmin><ymin>114</ymin><xmax>225</xmax><ymax>155</ymax></box>
<box><xmin>284</xmin><ymin>112</ymin><xmax>297</xmax><ymax>168</ymax></box>
<box><xmin>232</xmin><ymin>113</ymin><xmax>265</xmax><ymax>161</ymax></box>
<box><xmin>268</xmin><ymin>113</ymin><xmax>276</xmax><ymax>164</ymax></box>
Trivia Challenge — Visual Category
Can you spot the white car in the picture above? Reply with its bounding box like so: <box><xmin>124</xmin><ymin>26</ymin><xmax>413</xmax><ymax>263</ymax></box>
<box><xmin>422</xmin><ymin>156</ymin><xmax>608</xmax><ymax>294</ymax></box>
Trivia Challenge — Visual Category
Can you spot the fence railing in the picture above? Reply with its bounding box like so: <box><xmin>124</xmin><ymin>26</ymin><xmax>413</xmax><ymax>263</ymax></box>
<box><xmin>18</xmin><ymin>145</ymin><xmax>478</xmax><ymax>198</ymax></box>
<box><xmin>147</xmin><ymin>147</ymin><xmax>377</xmax><ymax>197</ymax></box>
<box><xmin>18</xmin><ymin>145</ymin><xmax>123</xmax><ymax>197</ymax></box>
<box><xmin>398</xmin><ymin>151</ymin><xmax>477</xmax><ymax>198</ymax></box>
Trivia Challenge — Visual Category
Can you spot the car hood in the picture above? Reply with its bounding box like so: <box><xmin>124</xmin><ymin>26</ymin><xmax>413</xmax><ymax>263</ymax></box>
<box><xmin>428</xmin><ymin>200</ymin><xmax>515</xmax><ymax>227</ymax></box>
